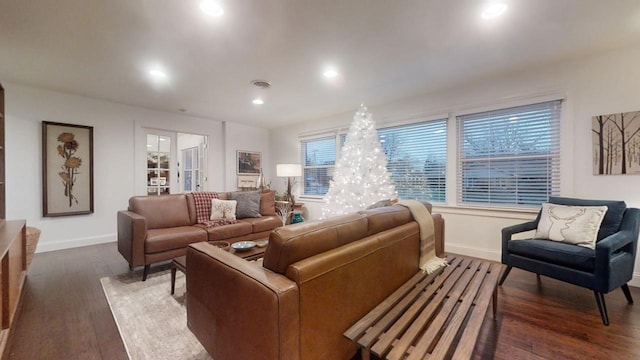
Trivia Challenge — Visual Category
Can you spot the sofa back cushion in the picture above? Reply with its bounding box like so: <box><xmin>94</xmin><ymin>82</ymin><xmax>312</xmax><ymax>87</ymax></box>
<box><xmin>263</xmin><ymin>213</ymin><xmax>369</xmax><ymax>274</ymax></box>
<box><xmin>549</xmin><ymin>196</ymin><xmax>627</xmax><ymax>241</ymax></box>
<box><xmin>287</xmin><ymin>222</ymin><xmax>420</xmax><ymax>359</ymax></box>
<box><xmin>260</xmin><ymin>190</ymin><xmax>277</xmax><ymax>216</ymax></box>
<box><xmin>129</xmin><ymin>194</ymin><xmax>193</xmax><ymax>229</ymax></box>
<box><xmin>359</xmin><ymin>204</ymin><xmax>415</xmax><ymax>236</ymax></box>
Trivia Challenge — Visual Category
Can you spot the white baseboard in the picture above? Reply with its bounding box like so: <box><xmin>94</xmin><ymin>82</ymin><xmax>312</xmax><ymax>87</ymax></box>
<box><xmin>36</xmin><ymin>233</ymin><xmax>116</xmax><ymax>253</ymax></box>
<box><xmin>444</xmin><ymin>243</ymin><xmax>501</xmax><ymax>262</ymax></box>
<box><xmin>445</xmin><ymin>242</ymin><xmax>640</xmax><ymax>289</ymax></box>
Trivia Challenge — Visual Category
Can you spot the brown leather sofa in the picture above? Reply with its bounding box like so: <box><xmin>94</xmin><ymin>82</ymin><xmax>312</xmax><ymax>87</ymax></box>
<box><xmin>186</xmin><ymin>203</ymin><xmax>444</xmax><ymax>360</ymax></box>
<box><xmin>117</xmin><ymin>192</ymin><xmax>280</xmax><ymax>280</ymax></box>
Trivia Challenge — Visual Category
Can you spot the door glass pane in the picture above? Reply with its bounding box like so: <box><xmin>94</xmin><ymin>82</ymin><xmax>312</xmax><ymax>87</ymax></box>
<box><xmin>146</xmin><ymin>133</ymin><xmax>171</xmax><ymax>195</ymax></box>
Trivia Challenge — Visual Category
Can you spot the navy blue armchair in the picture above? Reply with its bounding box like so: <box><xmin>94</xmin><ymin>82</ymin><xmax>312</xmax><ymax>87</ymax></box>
<box><xmin>500</xmin><ymin>197</ymin><xmax>640</xmax><ymax>325</ymax></box>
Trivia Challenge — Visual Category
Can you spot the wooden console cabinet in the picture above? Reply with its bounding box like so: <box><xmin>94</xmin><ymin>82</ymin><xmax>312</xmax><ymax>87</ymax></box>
<box><xmin>0</xmin><ymin>84</ymin><xmax>27</xmax><ymax>356</ymax></box>
<box><xmin>0</xmin><ymin>220</ymin><xmax>26</xmax><ymax>356</ymax></box>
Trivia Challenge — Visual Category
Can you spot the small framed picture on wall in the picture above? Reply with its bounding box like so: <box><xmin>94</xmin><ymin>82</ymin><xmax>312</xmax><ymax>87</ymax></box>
<box><xmin>237</xmin><ymin>150</ymin><xmax>261</xmax><ymax>175</ymax></box>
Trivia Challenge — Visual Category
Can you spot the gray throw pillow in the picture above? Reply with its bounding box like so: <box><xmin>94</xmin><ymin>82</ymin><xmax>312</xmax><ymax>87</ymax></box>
<box><xmin>231</xmin><ymin>191</ymin><xmax>262</xmax><ymax>218</ymax></box>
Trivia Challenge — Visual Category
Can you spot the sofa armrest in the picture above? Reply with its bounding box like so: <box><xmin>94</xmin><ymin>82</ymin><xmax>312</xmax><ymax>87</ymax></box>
<box><xmin>501</xmin><ymin>220</ymin><xmax>538</xmax><ymax>263</ymax></box>
<box><xmin>117</xmin><ymin>210</ymin><xmax>147</xmax><ymax>267</ymax></box>
<box><xmin>186</xmin><ymin>242</ymin><xmax>300</xmax><ymax>360</ymax></box>
<box><xmin>593</xmin><ymin>208</ymin><xmax>640</xmax><ymax>291</ymax></box>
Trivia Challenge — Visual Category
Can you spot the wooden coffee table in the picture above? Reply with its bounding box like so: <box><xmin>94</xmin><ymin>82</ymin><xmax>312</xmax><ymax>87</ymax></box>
<box><xmin>170</xmin><ymin>240</ymin><xmax>268</xmax><ymax>294</ymax></box>
<box><xmin>344</xmin><ymin>255</ymin><xmax>503</xmax><ymax>360</ymax></box>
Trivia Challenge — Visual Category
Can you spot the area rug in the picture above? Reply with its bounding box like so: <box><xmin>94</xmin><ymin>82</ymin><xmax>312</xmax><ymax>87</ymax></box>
<box><xmin>100</xmin><ymin>269</ymin><xmax>211</xmax><ymax>360</ymax></box>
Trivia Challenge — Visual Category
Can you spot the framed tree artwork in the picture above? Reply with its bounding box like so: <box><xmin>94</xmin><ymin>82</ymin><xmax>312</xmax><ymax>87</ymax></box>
<box><xmin>592</xmin><ymin>111</ymin><xmax>640</xmax><ymax>175</ymax></box>
<box><xmin>42</xmin><ymin>121</ymin><xmax>94</xmax><ymax>216</ymax></box>
<box><xmin>236</xmin><ymin>150</ymin><xmax>261</xmax><ymax>175</ymax></box>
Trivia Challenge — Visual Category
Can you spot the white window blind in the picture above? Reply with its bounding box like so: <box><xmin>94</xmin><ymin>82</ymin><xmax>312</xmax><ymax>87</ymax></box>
<box><xmin>456</xmin><ymin>100</ymin><xmax>562</xmax><ymax>207</ymax></box>
<box><xmin>379</xmin><ymin>119</ymin><xmax>447</xmax><ymax>202</ymax></box>
<box><xmin>301</xmin><ymin>136</ymin><xmax>336</xmax><ymax>195</ymax></box>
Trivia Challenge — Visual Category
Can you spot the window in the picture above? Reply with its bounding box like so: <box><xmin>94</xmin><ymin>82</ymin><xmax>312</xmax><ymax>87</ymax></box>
<box><xmin>300</xmin><ymin>119</ymin><xmax>447</xmax><ymax>200</ymax></box>
<box><xmin>146</xmin><ymin>133</ymin><xmax>172</xmax><ymax>195</ymax></box>
<box><xmin>378</xmin><ymin>120</ymin><xmax>447</xmax><ymax>202</ymax></box>
<box><xmin>181</xmin><ymin>146</ymin><xmax>201</xmax><ymax>192</ymax></box>
<box><xmin>456</xmin><ymin>100</ymin><xmax>562</xmax><ymax>207</ymax></box>
<box><xmin>301</xmin><ymin>136</ymin><xmax>336</xmax><ymax>195</ymax></box>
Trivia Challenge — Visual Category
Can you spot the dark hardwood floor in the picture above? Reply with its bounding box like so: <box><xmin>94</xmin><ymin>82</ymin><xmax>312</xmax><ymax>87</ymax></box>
<box><xmin>4</xmin><ymin>242</ymin><xmax>640</xmax><ymax>359</ymax></box>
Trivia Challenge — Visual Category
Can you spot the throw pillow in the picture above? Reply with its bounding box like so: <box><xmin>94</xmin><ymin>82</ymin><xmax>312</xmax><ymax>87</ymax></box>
<box><xmin>260</xmin><ymin>190</ymin><xmax>277</xmax><ymax>216</ymax></box>
<box><xmin>211</xmin><ymin>199</ymin><xmax>237</xmax><ymax>221</ymax></box>
<box><xmin>534</xmin><ymin>203</ymin><xmax>608</xmax><ymax>249</ymax></box>
<box><xmin>230</xmin><ymin>191</ymin><xmax>262</xmax><ymax>219</ymax></box>
<box><xmin>192</xmin><ymin>192</ymin><xmax>219</xmax><ymax>224</ymax></box>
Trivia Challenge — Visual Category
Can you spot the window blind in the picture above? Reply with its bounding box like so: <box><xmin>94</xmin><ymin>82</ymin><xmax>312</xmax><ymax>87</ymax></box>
<box><xmin>301</xmin><ymin>136</ymin><xmax>336</xmax><ymax>195</ymax></box>
<box><xmin>456</xmin><ymin>100</ymin><xmax>562</xmax><ymax>207</ymax></box>
<box><xmin>378</xmin><ymin>119</ymin><xmax>447</xmax><ymax>202</ymax></box>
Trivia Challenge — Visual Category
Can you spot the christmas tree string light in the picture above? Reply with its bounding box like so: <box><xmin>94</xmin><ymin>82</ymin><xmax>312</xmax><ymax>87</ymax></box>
<box><xmin>321</xmin><ymin>105</ymin><xmax>397</xmax><ymax>219</ymax></box>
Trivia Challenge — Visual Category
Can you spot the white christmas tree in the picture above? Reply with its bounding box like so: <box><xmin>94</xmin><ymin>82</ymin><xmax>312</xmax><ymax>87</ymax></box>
<box><xmin>322</xmin><ymin>105</ymin><xmax>397</xmax><ymax>219</ymax></box>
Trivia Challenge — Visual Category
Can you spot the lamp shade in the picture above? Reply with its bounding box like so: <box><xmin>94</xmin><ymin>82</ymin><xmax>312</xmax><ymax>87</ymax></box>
<box><xmin>277</xmin><ymin>164</ymin><xmax>302</xmax><ymax>177</ymax></box>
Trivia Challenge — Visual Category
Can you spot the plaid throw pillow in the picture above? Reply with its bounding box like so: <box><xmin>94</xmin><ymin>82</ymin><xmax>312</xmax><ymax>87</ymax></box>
<box><xmin>192</xmin><ymin>192</ymin><xmax>219</xmax><ymax>224</ymax></box>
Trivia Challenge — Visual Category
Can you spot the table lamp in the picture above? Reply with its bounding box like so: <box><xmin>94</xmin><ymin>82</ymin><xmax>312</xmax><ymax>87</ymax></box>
<box><xmin>276</xmin><ymin>164</ymin><xmax>302</xmax><ymax>206</ymax></box>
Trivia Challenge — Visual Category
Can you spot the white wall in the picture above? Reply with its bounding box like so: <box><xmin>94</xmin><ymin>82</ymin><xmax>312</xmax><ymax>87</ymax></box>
<box><xmin>223</xmin><ymin>122</ymin><xmax>270</xmax><ymax>191</ymax></box>
<box><xmin>269</xmin><ymin>43</ymin><xmax>640</xmax><ymax>286</ymax></box>
<box><xmin>3</xmin><ymin>82</ymin><xmax>268</xmax><ymax>252</ymax></box>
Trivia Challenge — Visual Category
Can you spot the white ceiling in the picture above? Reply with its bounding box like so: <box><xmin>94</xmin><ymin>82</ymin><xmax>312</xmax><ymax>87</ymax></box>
<box><xmin>1</xmin><ymin>0</ymin><xmax>640</xmax><ymax>129</ymax></box>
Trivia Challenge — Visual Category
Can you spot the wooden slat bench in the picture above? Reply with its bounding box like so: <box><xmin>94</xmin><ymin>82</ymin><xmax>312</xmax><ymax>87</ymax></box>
<box><xmin>344</xmin><ymin>255</ymin><xmax>503</xmax><ymax>360</ymax></box>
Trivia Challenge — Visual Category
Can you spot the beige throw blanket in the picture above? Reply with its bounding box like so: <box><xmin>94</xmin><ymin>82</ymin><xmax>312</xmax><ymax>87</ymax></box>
<box><xmin>397</xmin><ymin>200</ymin><xmax>448</xmax><ymax>274</ymax></box>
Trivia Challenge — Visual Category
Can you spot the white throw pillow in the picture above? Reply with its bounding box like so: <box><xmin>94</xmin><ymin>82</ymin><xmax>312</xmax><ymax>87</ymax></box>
<box><xmin>534</xmin><ymin>203</ymin><xmax>608</xmax><ymax>249</ymax></box>
<box><xmin>211</xmin><ymin>199</ymin><xmax>237</xmax><ymax>221</ymax></box>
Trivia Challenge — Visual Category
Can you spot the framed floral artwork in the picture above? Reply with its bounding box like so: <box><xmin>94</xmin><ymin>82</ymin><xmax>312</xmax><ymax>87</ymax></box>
<box><xmin>42</xmin><ymin>121</ymin><xmax>94</xmax><ymax>216</ymax></box>
<box><xmin>236</xmin><ymin>150</ymin><xmax>261</xmax><ymax>175</ymax></box>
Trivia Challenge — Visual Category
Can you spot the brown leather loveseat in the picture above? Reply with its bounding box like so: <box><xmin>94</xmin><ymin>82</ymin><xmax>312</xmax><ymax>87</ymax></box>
<box><xmin>117</xmin><ymin>192</ymin><xmax>280</xmax><ymax>280</ymax></box>
<box><xmin>186</xmin><ymin>202</ymin><xmax>444</xmax><ymax>360</ymax></box>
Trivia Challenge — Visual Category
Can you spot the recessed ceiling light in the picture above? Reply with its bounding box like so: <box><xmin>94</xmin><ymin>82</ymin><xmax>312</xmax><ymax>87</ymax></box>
<box><xmin>252</xmin><ymin>98</ymin><xmax>264</xmax><ymax>105</ymax></box>
<box><xmin>200</xmin><ymin>0</ymin><xmax>224</xmax><ymax>17</ymax></box>
<box><xmin>323</xmin><ymin>68</ymin><xmax>339</xmax><ymax>78</ymax></box>
<box><xmin>481</xmin><ymin>3</ymin><xmax>507</xmax><ymax>19</ymax></box>
<box><xmin>148</xmin><ymin>69</ymin><xmax>167</xmax><ymax>79</ymax></box>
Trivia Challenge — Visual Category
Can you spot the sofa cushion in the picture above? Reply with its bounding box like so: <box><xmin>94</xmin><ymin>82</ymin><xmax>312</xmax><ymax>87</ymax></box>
<box><xmin>260</xmin><ymin>190</ymin><xmax>277</xmax><ymax>216</ymax></box>
<box><xmin>508</xmin><ymin>238</ymin><xmax>595</xmax><ymax>272</ymax></box>
<box><xmin>231</xmin><ymin>191</ymin><xmax>262</xmax><ymax>218</ymax></box>
<box><xmin>263</xmin><ymin>213</ymin><xmax>368</xmax><ymax>274</ymax></box>
<box><xmin>239</xmin><ymin>216</ymin><xmax>281</xmax><ymax>233</ymax></box>
<box><xmin>204</xmin><ymin>221</ymin><xmax>253</xmax><ymax>241</ymax></box>
<box><xmin>145</xmin><ymin>226</ymin><xmax>207</xmax><ymax>254</ymax></box>
<box><xmin>211</xmin><ymin>199</ymin><xmax>237</xmax><ymax>220</ymax></box>
<box><xmin>549</xmin><ymin>197</ymin><xmax>626</xmax><ymax>241</ymax></box>
<box><xmin>535</xmin><ymin>203</ymin><xmax>608</xmax><ymax>249</ymax></box>
<box><xmin>129</xmin><ymin>194</ymin><xmax>192</xmax><ymax>229</ymax></box>
<box><xmin>359</xmin><ymin>205</ymin><xmax>414</xmax><ymax>237</ymax></box>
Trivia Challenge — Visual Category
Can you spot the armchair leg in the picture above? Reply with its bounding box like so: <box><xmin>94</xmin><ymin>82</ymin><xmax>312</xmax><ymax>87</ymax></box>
<box><xmin>142</xmin><ymin>265</ymin><xmax>150</xmax><ymax>281</ymax></box>
<box><xmin>499</xmin><ymin>266</ymin><xmax>512</xmax><ymax>286</ymax></box>
<box><xmin>621</xmin><ymin>284</ymin><xmax>634</xmax><ymax>304</ymax></box>
<box><xmin>593</xmin><ymin>291</ymin><xmax>609</xmax><ymax>326</ymax></box>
